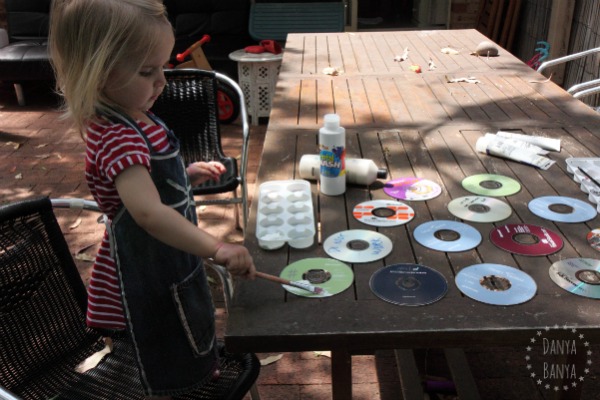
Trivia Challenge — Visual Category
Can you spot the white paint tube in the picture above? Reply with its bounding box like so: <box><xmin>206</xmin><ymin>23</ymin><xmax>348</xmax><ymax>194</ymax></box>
<box><xmin>496</xmin><ymin>131</ymin><xmax>561</xmax><ymax>152</ymax></box>
<box><xmin>484</xmin><ymin>133</ymin><xmax>549</xmax><ymax>155</ymax></box>
<box><xmin>476</xmin><ymin>136</ymin><xmax>556</xmax><ymax>170</ymax></box>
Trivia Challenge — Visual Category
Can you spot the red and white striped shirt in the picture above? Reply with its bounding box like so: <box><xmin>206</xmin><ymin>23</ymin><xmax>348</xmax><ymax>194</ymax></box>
<box><xmin>85</xmin><ymin>116</ymin><xmax>170</xmax><ymax>330</ymax></box>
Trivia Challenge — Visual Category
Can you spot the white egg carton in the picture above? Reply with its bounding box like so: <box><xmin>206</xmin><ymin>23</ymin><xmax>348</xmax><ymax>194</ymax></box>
<box><xmin>256</xmin><ymin>179</ymin><xmax>316</xmax><ymax>250</ymax></box>
<box><xmin>565</xmin><ymin>157</ymin><xmax>600</xmax><ymax>211</ymax></box>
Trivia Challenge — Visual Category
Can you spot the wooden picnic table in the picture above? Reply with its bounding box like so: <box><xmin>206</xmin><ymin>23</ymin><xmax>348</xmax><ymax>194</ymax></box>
<box><xmin>225</xmin><ymin>29</ymin><xmax>600</xmax><ymax>399</ymax></box>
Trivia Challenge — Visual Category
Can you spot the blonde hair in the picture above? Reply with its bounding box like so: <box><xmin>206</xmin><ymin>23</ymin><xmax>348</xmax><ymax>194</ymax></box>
<box><xmin>49</xmin><ymin>0</ymin><xmax>172</xmax><ymax>135</ymax></box>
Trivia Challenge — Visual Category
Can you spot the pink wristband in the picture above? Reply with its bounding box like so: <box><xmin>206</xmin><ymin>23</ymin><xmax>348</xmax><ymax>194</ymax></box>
<box><xmin>213</xmin><ymin>242</ymin><xmax>225</xmax><ymax>256</ymax></box>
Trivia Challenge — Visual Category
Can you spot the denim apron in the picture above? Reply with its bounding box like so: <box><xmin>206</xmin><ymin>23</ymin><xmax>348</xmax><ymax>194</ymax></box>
<box><xmin>105</xmin><ymin>110</ymin><xmax>218</xmax><ymax>396</ymax></box>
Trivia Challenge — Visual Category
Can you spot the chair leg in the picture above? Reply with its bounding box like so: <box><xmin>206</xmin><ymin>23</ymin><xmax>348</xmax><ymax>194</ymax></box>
<box><xmin>249</xmin><ymin>383</ymin><xmax>261</xmax><ymax>400</ymax></box>
<box><xmin>14</xmin><ymin>83</ymin><xmax>25</xmax><ymax>106</ymax></box>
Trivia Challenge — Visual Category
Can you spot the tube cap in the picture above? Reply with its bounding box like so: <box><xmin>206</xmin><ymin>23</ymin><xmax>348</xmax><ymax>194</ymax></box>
<box><xmin>377</xmin><ymin>169</ymin><xmax>388</xmax><ymax>179</ymax></box>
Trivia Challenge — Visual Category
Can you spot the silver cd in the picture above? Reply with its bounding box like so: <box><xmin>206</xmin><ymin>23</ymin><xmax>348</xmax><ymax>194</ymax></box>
<box><xmin>455</xmin><ymin>263</ymin><xmax>537</xmax><ymax>305</ymax></box>
<box><xmin>549</xmin><ymin>258</ymin><xmax>600</xmax><ymax>299</ymax></box>
<box><xmin>413</xmin><ymin>220</ymin><xmax>482</xmax><ymax>252</ymax></box>
<box><xmin>448</xmin><ymin>196</ymin><xmax>512</xmax><ymax>223</ymax></box>
<box><xmin>323</xmin><ymin>230</ymin><xmax>393</xmax><ymax>263</ymax></box>
<box><xmin>528</xmin><ymin>196</ymin><xmax>597</xmax><ymax>223</ymax></box>
<box><xmin>353</xmin><ymin>200</ymin><xmax>415</xmax><ymax>227</ymax></box>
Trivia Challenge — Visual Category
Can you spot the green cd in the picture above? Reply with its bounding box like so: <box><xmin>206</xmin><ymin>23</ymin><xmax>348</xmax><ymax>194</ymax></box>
<box><xmin>462</xmin><ymin>174</ymin><xmax>521</xmax><ymax>197</ymax></box>
<box><xmin>280</xmin><ymin>257</ymin><xmax>354</xmax><ymax>298</ymax></box>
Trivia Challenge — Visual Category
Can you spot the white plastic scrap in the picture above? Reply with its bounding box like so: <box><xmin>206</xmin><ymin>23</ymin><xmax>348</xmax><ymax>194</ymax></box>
<box><xmin>394</xmin><ymin>47</ymin><xmax>409</xmax><ymax>62</ymax></box>
<box><xmin>446</xmin><ymin>76</ymin><xmax>481</xmax><ymax>84</ymax></box>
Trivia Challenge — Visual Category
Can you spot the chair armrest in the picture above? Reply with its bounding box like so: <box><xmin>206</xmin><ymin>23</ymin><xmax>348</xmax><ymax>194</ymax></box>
<box><xmin>537</xmin><ymin>47</ymin><xmax>600</xmax><ymax>74</ymax></box>
<box><xmin>0</xmin><ymin>385</ymin><xmax>22</xmax><ymax>400</ymax></box>
<box><xmin>0</xmin><ymin>29</ymin><xmax>8</xmax><ymax>48</ymax></box>
<box><xmin>204</xmin><ymin>259</ymin><xmax>234</xmax><ymax>311</ymax></box>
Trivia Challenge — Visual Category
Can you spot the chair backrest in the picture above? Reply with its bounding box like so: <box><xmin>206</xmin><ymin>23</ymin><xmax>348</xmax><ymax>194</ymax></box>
<box><xmin>0</xmin><ymin>197</ymin><xmax>105</xmax><ymax>399</ymax></box>
<box><xmin>5</xmin><ymin>0</ymin><xmax>51</xmax><ymax>42</ymax></box>
<box><xmin>152</xmin><ymin>69</ymin><xmax>225</xmax><ymax>166</ymax></box>
<box><xmin>249</xmin><ymin>1</ymin><xmax>345</xmax><ymax>42</ymax></box>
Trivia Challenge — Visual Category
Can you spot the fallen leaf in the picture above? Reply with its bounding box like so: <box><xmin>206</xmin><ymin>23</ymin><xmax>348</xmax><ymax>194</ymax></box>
<box><xmin>69</xmin><ymin>217</ymin><xmax>83</xmax><ymax>230</ymax></box>
<box><xmin>441</xmin><ymin>47</ymin><xmax>459</xmax><ymax>55</ymax></box>
<box><xmin>36</xmin><ymin>144</ymin><xmax>48</xmax><ymax>148</ymax></box>
<box><xmin>9</xmin><ymin>165</ymin><xmax>16</xmax><ymax>173</ymax></box>
<box><xmin>428</xmin><ymin>58</ymin><xmax>437</xmax><ymax>70</ymax></box>
<box><xmin>35</xmin><ymin>154</ymin><xmax>51</xmax><ymax>159</ymax></box>
<box><xmin>409</xmin><ymin>65</ymin><xmax>422</xmax><ymax>73</ymax></box>
<box><xmin>260</xmin><ymin>354</ymin><xmax>283</xmax><ymax>366</ymax></box>
<box><xmin>75</xmin><ymin>253</ymin><xmax>96</xmax><ymax>262</ymax></box>
<box><xmin>314</xmin><ymin>351</ymin><xmax>331</xmax><ymax>358</ymax></box>
<box><xmin>323</xmin><ymin>66</ymin><xmax>343</xmax><ymax>76</ymax></box>
<box><xmin>14</xmin><ymin>173</ymin><xmax>22</xmax><ymax>180</ymax></box>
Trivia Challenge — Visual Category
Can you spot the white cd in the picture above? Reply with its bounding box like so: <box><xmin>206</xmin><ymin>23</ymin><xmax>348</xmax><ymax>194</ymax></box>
<box><xmin>528</xmin><ymin>196</ymin><xmax>597</xmax><ymax>223</ymax></box>
<box><xmin>448</xmin><ymin>196</ymin><xmax>512</xmax><ymax>223</ymax></box>
<box><xmin>353</xmin><ymin>200</ymin><xmax>415</xmax><ymax>227</ymax></box>
<box><xmin>413</xmin><ymin>220</ymin><xmax>481</xmax><ymax>252</ymax></box>
<box><xmin>455</xmin><ymin>263</ymin><xmax>537</xmax><ymax>305</ymax></box>
<box><xmin>549</xmin><ymin>258</ymin><xmax>600</xmax><ymax>299</ymax></box>
<box><xmin>324</xmin><ymin>230</ymin><xmax>393</xmax><ymax>263</ymax></box>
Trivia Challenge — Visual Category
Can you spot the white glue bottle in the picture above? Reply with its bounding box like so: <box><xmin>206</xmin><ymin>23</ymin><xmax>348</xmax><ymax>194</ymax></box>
<box><xmin>319</xmin><ymin>114</ymin><xmax>346</xmax><ymax>196</ymax></box>
<box><xmin>299</xmin><ymin>155</ymin><xmax>387</xmax><ymax>185</ymax></box>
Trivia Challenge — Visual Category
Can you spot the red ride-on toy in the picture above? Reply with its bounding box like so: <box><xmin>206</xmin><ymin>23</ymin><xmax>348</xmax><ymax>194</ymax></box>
<box><xmin>175</xmin><ymin>35</ymin><xmax>241</xmax><ymax>124</ymax></box>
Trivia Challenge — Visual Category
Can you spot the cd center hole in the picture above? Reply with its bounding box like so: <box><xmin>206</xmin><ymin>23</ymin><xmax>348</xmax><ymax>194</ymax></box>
<box><xmin>302</xmin><ymin>269</ymin><xmax>331</xmax><ymax>284</ymax></box>
<box><xmin>512</xmin><ymin>233</ymin><xmax>539</xmax><ymax>245</ymax></box>
<box><xmin>480</xmin><ymin>180</ymin><xmax>503</xmax><ymax>190</ymax></box>
<box><xmin>372</xmin><ymin>207</ymin><xmax>396</xmax><ymax>218</ymax></box>
<box><xmin>468</xmin><ymin>204</ymin><xmax>491</xmax><ymax>213</ymax></box>
<box><xmin>548</xmin><ymin>204</ymin><xmax>574</xmax><ymax>214</ymax></box>
<box><xmin>434</xmin><ymin>229</ymin><xmax>460</xmax><ymax>242</ymax></box>
<box><xmin>396</xmin><ymin>276</ymin><xmax>421</xmax><ymax>290</ymax></box>
<box><xmin>575</xmin><ymin>269</ymin><xmax>600</xmax><ymax>285</ymax></box>
<box><xmin>480</xmin><ymin>275</ymin><xmax>511</xmax><ymax>291</ymax></box>
<box><xmin>347</xmin><ymin>239</ymin><xmax>370</xmax><ymax>251</ymax></box>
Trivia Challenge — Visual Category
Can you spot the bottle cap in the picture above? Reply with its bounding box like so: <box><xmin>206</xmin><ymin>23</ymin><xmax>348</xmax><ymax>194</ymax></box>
<box><xmin>377</xmin><ymin>169</ymin><xmax>388</xmax><ymax>179</ymax></box>
<box><xmin>323</xmin><ymin>114</ymin><xmax>340</xmax><ymax>130</ymax></box>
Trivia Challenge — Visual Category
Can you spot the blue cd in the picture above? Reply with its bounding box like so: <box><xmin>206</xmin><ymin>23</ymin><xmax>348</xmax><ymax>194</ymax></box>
<box><xmin>370</xmin><ymin>264</ymin><xmax>448</xmax><ymax>306</ymax></box>
<box><xmin>528</xmin><ymin>196</ymin><xmax>597</xmax><ymax>223</ymax></box>
<box><xmin>455</xmin><ymin>263</ymin><xmax>537</xmax><ymax>305</ymax></box>
<box><xmin>413</xmin><ymin>220</ymin><xmax>482</xmax><ymax>252</ymax></box>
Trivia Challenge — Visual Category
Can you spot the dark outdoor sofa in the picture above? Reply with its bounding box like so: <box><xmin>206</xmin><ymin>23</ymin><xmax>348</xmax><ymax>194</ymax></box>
<box><xmin>0</xmin><ymin>0</ymin><xmax>252</xmax><ymax>106</ymax></box>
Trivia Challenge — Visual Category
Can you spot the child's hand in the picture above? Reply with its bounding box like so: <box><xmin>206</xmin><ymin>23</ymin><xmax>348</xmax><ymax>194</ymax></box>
<box><xmin>213</xmin><ymin>243</ymin><xmax>256</xmax><ymax>279</ymax></box>
<box><xmin>187</xmin><ymin>161</ymin><xmax>226</xmax><ymax>186</ymax></box>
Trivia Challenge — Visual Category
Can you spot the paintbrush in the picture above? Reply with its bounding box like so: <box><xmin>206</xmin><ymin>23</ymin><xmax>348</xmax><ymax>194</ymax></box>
<box><xmin>255</xmin><ymin>271</ymin><xmax>324</xmax><ymax>295</ymax></box>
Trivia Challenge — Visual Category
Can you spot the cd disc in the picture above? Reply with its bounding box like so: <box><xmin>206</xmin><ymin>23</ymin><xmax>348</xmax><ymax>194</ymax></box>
<box><xmin>462</xmin><ymin>174</ymin><xmax>521</xmax><ymax>197</ymax></box>
<box><xmin>490</xmin><ymin>224</ymin><xmax>563</xmax><ymax>256</ymax></box>
<box><xmin>413</xmin><ymin>220</ymin><xmax>482</xmax><ymax>252</ymax></box>
<box><xmin>280</xmin><ymin>257</ymin><xmax>354</xmax><ymax>298</ymax></box>
<box><xmin>587</xmin><ymin>229</ymin><xmax>600</xmax><ymax>252</ymax></box>
<box><xmin>549</xmin><ymin>258</ymin><xmax>600</xmax><ymax>299</ymax></box>
<box><xmin>324</xmin><ymin>230</ymin><xmax>393</xmax><ymax>263</ymax></box>
<box><xmin>528</xmin><ymin>196</ymin><xmax>597</xmax><ymax>223</ymax></box>
<box><xmin>369</xmin><ymin>263</ymin><xmax>448</xmax><ymax>306</ymax></box>
<box><xmin>353</xmin><ymin>200</ymin><xmax>415</xmax><ymax>227</ymax></box>
<box><xmin>383</xmin><ymin>177</ymin><xmax>442</xmax><ymax>201</ymax></box>
<box><xmin>455</xmin><ymin>263</ymin><xmax>537</xmax><ymax>305</ymax></box>
<box><xmin>448</xmin><ymin>196</ymin><xmax>512</xmax><ymax>223</ymax></box>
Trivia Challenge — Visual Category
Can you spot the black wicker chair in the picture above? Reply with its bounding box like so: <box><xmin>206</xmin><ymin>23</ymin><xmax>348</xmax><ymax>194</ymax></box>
<box><xmin>152</xmin><ymin>69</ymin><xmax>249</xmax><ymax>231</ymax></box>
<box><xmin>0</xmin><ymin>197</ymin><xmax>260</xmax><ymax>400</ymax></box>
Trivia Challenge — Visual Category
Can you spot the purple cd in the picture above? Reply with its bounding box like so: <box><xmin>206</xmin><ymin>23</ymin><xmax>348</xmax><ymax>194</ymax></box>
<box><xmin>384</xmin><ymin>177</ymin><xmax>442</xmax><ymax>201</ymax></box>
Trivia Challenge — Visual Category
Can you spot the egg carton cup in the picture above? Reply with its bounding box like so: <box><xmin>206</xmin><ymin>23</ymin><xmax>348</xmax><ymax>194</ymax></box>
<box><xmin>565</xmin><ymin>157</ymin><xmax>600</xmax><ymax>212</ymax></box>
<box><xmin>256</xmin><ymin>179</ymin><xmax>316</xmax><ymax>250</ymax></box>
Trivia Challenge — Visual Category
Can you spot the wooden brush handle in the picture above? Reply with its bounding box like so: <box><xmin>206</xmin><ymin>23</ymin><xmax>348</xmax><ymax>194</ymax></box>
<box><xmin>255</xmin><ymin>271</ymin><xmax>291</xmax><ymax>285</ymax></box>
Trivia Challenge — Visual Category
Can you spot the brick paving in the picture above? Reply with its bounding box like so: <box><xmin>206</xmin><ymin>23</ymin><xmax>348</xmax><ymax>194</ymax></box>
<box><xmin>2</xmin><ymin>81</ymin><xmax>600</xmax><ymax>400</ymax></box>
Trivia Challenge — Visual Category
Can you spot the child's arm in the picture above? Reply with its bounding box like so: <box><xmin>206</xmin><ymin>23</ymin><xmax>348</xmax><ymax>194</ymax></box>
<box><xmin>186</xmin><ymin>161</ymin><xmax>226</xmax><ymax>186</ymax></box>
<box><xmin>115</xmin><ymin>165</ymin><xmax>255</xmax><ymax>278</ymax></box>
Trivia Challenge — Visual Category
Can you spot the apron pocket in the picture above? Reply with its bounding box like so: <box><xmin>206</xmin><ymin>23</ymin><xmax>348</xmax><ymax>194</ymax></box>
<box><xmin>171</xmin><ymin>264</ymin><xmax>216</xmax><ymax>357</ymax></box>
